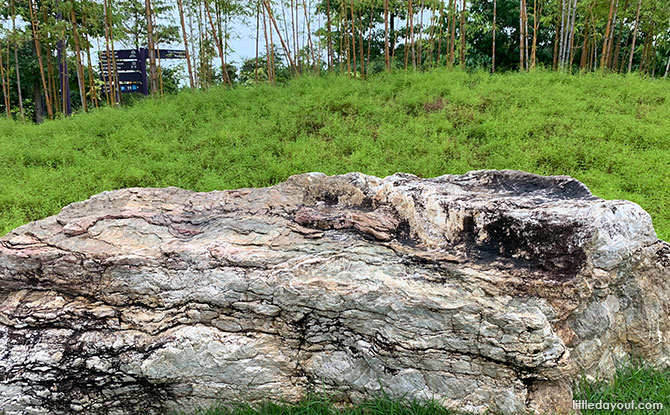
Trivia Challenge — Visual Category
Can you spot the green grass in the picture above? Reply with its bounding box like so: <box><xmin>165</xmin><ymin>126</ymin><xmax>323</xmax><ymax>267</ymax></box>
<box><xmin>186</xmin><ymin>395</ymin><xmax>461</xmax><ymax>415</ymax></box>
<box><xmin>574</xmin><ymin>364</ymin><xmax>670</xmax><ymax>415</ymax></box>
<box><xmin>1</xmin><ymin>69</ymin><xmax>669</xmax><ymax>239</ymax></box>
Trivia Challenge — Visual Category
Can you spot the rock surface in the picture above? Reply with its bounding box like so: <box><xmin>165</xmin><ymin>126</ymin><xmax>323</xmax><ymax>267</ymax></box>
<box><xmin>1</xmin><ymin>170</ymin><xmax>669</xmax><ymax>415</ymax></box>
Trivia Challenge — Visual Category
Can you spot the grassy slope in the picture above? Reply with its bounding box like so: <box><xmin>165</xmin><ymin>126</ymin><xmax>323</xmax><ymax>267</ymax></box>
<box><xmin>1</xmin><ymin>69</ymin><xmax>669</xmax><ymax>239</ymax></box>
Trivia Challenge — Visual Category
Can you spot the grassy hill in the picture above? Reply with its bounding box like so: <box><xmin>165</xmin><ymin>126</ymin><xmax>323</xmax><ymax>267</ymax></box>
<box><xmin>1</xmin><ymin>69</ymin><xmax>669</xmax><ymax>241</ymax></box>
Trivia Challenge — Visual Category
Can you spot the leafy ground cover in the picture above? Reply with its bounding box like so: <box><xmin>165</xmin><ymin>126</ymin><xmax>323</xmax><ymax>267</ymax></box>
<box><xmin>1</xmin><ymin>69</ymin><xmax>669</xmax><ymax>240</ymax></box>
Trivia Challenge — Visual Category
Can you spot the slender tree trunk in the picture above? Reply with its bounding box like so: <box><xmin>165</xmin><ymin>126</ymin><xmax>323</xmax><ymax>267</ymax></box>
<box><xmin>530</xmin><ymin>0</ymin><xmax>537</xmax><ymax>69</ymax></box>
<box><xmin>81</xmin><ymin>11</ymin><xmax>99</xmax><ymax>108</ymax></box>
<box><xmin>366</xmin><ymin>5</ymin><xmax>374</xmax><ymax>71</ymax></box>
<box><xmin>263</xmin><ymin>0</ymin><xmax>298</xmax><ymax>73</ymax></box>
<box><xmin>404</xmin><ymin>1</ymin><xmax>410</xmax><ymax>69</ymax></box>
<box><xmin>459</xmin><ymin>0</ymin><xmax>465</xmax><ymax>66</ymax></box>
<box><xmin>417</xmin><ymin>0</ymin><xmax>425</xmax><ymax>69</ymax></box>
<box><xmin>33</xmin><ymin>81</ymin><xmax>43</xmax><ymax>123</ymax></box>
<box><xmin>639</xmin><ymin>32</ymin><xmax>650</xmax><ymax>74</ymax></box>
<box><xmin>580</xmin><ymin>13</ymin><xmax>589</xmax><ymax>69</ymax></box>
<box><xmin>69</xmin><ymin>0</ymin><xmax>88</xmax><ymax>112</ymax></box>
<box><xmin>519</xmin><ymin>0</ymin><xmax>525</xmax><ymax>72</ymax></box>
<box><xmin>605</xmin><ymin>0</ymin><xmax>620</xmax><ymax>68</ymax></box>
<box><xmin>600</xmin><ymin>0</ymin><xmax>616</xmax><ymax>70</ymax></box>
<box><xmin>664</xmin><ymin>54</ymin><xmax>670</xmax><ymax>78</ymax></box>
<box><xmin>492</xmin><ymin>0</ymin><xmax>496</xmax><ymax>72</ymax></box>
<box><xmin>553</xmin><ymin>0</ymin><xmax>562</xmax><ymax>70</ymax></box>
<box><xmin>358</xmin><ymin>11</ymin><xmax>365</xmax><ymax>78</ymax></box>
<box><xmin>384</xmin><ymin>0</ymin><xmax>390</xmax><ymax>70</ymax></box>
<box><xmin>426</xmin><ymin>1</ymin><xmax>437</xmax><ymax>67</ymax></box>
<box><xmin>559</xmin><ymin>0</ymin><xmax>571</xmax><ymax>69</ymax></box>
<box><xmin>296</xmin><ymin>0</ymin><xmax>301</xmax><ymax>71</ymax></box>
<box><xmin>409</xmin><ymin>0</ymin><xmax>415</xmax><ymax>69</ymax></box>
<box><xmin>327</xmin><ymin>0</ymin><xmax>334</xmax><ymax>70</ymax></box>
<box><xmin>191</xmin><ymin>5</ymin><xmax>200</xmax><ymax>87</ymax></box>
<box><xmin>204</xmin><ymin>0</ymin><xmax>233</xmax><ymax>85</ymax></box>
<box><xmin>29</xmin><ymin>0</ymin><xmax>53</xmax><ymax>119</ymax></box>
<box><xmin>611</xmin><ymin>0</ymin><xmax>629</xmax><ymax>71</ymax></box>
<box><xmin>610</xmin><ymin>19</ymin><xmax>623</xmax><ymax>72</ymax></box>
<box><xmin>10</xmin><ymin>0</ymin><xmax>24</xmax><ymax>121</ymax></box>
<box><xmin>350</xmin><ymin>0</ymin><xmax>357</xmax><ymax>75</ymax></box>
<box><xmin>338</xmin><ymin>4</ymin><xmax>344</xmax><ymax>73</ymax></box>
<box><xmin>436</xmin><ymin>3</ymin><xmax>444</xmax><ymax>66</ymax></box>
<box><xmin>0</xmin><ymin>40</ymin><xmax>9</xmax><ymax>117</ymax></box>
<box><xmin>106</xmin><ymin>0</ymin><xmax>121</xmax><ymax>104</ymax></box>
<box><xmin>524</xmin><ymin>0</ymin><xmax>529</xmax><ymax>70</ymax></box>
<box><xmin>255</xmin><ymin>1</ymin><xmax>260</xmax><ymax>82</ymax></box>
<box><xmin>391</xmin><ymin>14</ymin><xmax>399</xmax><ymax>67</ymax></box>
<box><xmin>628</xmin><ymin>0</ymin><xmax>642</xmax><ymax>72</ymax></box>
<box><xmin>261</xmin><ymin>3</ymin><xmax>272</xmax><ymax>83</ymax></box>
<box><xmin>144</xmin><ymin>0</ymin><xmax>158</xmax><ymax>94</ymax></box>
<box><xmin>177</xmin><ymin>0</ymin><xmax>195</xmax><ymax>88</ymax></box>
<box><xmin>567</xmin><ymin>0</ymin><xmax>578</xmax><ymax>69</ymax></box>
<box><xmin>302</xmin><ymin>0</ymin><xmax>318</xmax><ymax>73</ymax></box>
<box><xmin>449</xmin><ymin>0</ymin><xmax>457</xmax><ymax>66</ymax></box>
<box><xmin>46</xmin><ymin>38</ymin><xmax>60</xmax><ymax>112</ymax></box>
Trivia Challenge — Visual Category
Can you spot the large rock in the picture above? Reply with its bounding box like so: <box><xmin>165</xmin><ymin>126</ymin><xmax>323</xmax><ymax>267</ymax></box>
<box><xmin>1</xmin><ymin>170</ymin><xmax>668</xmax><ymax>415</ymax></box>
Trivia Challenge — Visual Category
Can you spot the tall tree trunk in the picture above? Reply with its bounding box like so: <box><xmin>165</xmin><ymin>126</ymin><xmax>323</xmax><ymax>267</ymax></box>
<box><xmin>33</xmin><ymin>81</ymin><xmax>43</xmax><ymax>123</ymax></box>
<box><xmin>106</xmin><ymin>0</ymin><xmax>121</xmax><ymax>104</ymax></box>
<box><xmin>69</xmin><ymin>0</ymin><xmax>88</xmax><ymax>112</ymax></box>
<box><xmin>28</xmin><ymin>0</ymin><xmax>53</xmax><ymax>119</ymax></box>
<box><xmin>426</xmin><ymin>1</ymin><xmax>437</xmax><ymax>67</ymax></box>
<box><xmin>459</xmin><ymin>0</ymin><xmax>465</xmax><ymax>66</ymax></box>
<box><xmin>366</xmin><ymin>5</ymin><xmax>374</xmax><ymax>71</ymax></box>
<box><xmin>579</xmin><ymin>12</ymin><xmax>590</xmax><ymax>69</ymax></box>
<box><xmin>492</xmin><ymin>0</ymin><xmax>496</xmax><ymax>73</ymax></box>
<box><xmin>350</xmin><ymin>0</ymin><xmax>357</xmax><ymax>75</ymax></box>
<box><xmin>567</xmin><ymin>0</ymin><xmax>578</xmax><ymax>69</ymax></box>
<box><xmin>530</xmin><ymin>0</ymin><xmax>538</xmax><ymax>70</ymax></box>
<box><xmin>177</xmin><ymin>0</ymin><xmax>195</xmax><ymax>88</ymax></box>
<box><xmin>448</xmin><ymin>0</ymin><xmax>456</xmax><ymax>66</ymax></box>
<box><xmin>664</xmin><ymin>53</ymin><xmax>670</xmax><ymax>78</ymax></box>
<box><xmin>600</xmin><ymin>0</ymin><xmax>616</xmax><ymax>70</ymax></box>
<box><xmin>627</xmin><ymin>0</ymin><xmax>642</xmax><ymax>72</ymax></box>
<box><xmin>605</xmin><ymin>0</ymin><xmax>620</xmax><ymax>69</ymax></box>
<box><xmin>263</xmin><ymin>0</ymin><xmax>298</xmax><ymax>73</ymax></box>
<box><xmin>524</xmin><ymin>0</ymin><xmax>529</xmax><ymax>70</ymax></box>
<box><xmin>144</xmin><ymin>0</ymin><xmax>159</xmax><ymax>94</ymax></box>
<box><xmin>519</xmin><ymin>0</ymin><xmax>525</xmax><ymax>72</ymax></box>
<box><xmin>384</xmin><ymin>0</ymin><xmax>390</xmax><ymax>70</ymax></box>
<box><xmin>204</xmin><ymin>0</ymin><xmax>233</xmax><ymax>85</ymax></box>
<box><xmin>327</xmin><ymin>0</ymin><xmax>334</xmax><ymax>70</ymax></box>
<box><xmin>255</xmin><ymin>1</ymin><xmax>260</xmax><ymax>81</ymax></box>
<box><xmin>261</xmin><ymin>3</ymin><xmax>272</xmax><ymax>83</ymax></box>
<box><xmin>81</xmin><ymin>11</ymin><xmax>99</xmax><ymax>108</ymax></box>
<box><xmin>557</xmin><ymin>0</ymin><xmax>566</xmax><ymax>69</ymax></box>
<box><xmin>358</xmin><ymin>10</ymin><xmax>365</xmax><ymax>78</ymax></box>
<box><xmin>553</xmin><ymin>0</ymin><xmax>561</xmax><ymax>70</ymax></box>
<box><xmin>409</xmin><ymin>0</ymin><xmax>415</xmax><ymax>69</ymax></box>
<box><xmin>10</xmin><ymin>0</ymin><xmax>25</xmax><ymax>121</ymax></box>
<box><xmin>302</xmin><ymin>0</ymin><xmax>318</xmax><ymax>73</ymax></box>
<box><xmin>417</xmin><ymin>0</ymin><xmax>425</xmax><ymax>69</ymax></box>
<box><xmin>0</xmin><ymin>39</ymin><xmax>10</xmax><ymax>117</ymax></box>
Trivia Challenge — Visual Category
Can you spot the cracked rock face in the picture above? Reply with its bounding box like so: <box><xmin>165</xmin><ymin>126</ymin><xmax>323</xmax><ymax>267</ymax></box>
<box><xmin>1</xmin><ymin>170</ymin><xmax>669</xmax><ymax>415</ymax></box>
